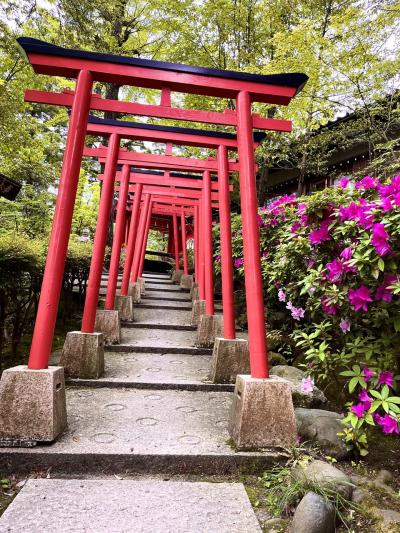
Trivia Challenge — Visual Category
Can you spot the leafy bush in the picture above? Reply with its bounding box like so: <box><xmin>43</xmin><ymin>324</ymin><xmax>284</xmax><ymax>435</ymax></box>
<box><xmin>214</xmin><ymin>176</ymin><xmax>400</xmax><ymax>447</ymax></box>
<box><xmin>0</xmin><ymin>230</ymin><xmax>92</xmax><ymax>368</ymax></box>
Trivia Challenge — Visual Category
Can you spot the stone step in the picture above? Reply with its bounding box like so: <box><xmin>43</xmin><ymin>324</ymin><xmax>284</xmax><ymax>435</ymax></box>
<box><xmin>123</xmin><ymin>323</ymin><xmax>196</xmax><ymax>331</ymax></box>
<box><xmin>0</xmin><ymin>478</ymin><xmax>262</xmax><ymax>533</ymax></box>
<box><xmin>136</xmin><ymin>303</ymin><xmax>193</xmax><ymax>310</ymax></box>
<box><xmin>147</xmin><ymin>285</ymin><xmax>190</xmax><ymax>293</ymax></box>
<box><xmin>120</xmin><ymin>326</ymin><xmax>196</xmax><ymax>348</ymax></box>
<box><xmin>141</xmin><ymin>295</ymin><xmax>192</xmax><ymax>303</ymax></box>
<box><xmin>107</xmin><ymin>345</ymin><xmax>212</xmax><ymax>355</ymax></box>
<box><xmin>132</xmin><ymin>307</ymin><xmax>192</xmax><ymax>326</ymax></box>
<box><xmin>0</xmin><ymin>387</ymin><xmax>284</xmax><ymax>476</ymax></box>
<box><xmin>66</xmin><ymin>352</ymin><xmax>233</xmax><ymax>392</ymax></box>
<box><xmin>144</xmin><ymin>289</ymin><xmax>191</xmax><ymax>299</ymax></box>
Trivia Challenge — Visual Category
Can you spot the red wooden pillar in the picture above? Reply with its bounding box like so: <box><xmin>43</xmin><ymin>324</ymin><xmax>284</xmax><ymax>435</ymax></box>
<box><xmin>198</xmin><ymin>198</ymin><xmax>205</xmax><ymax>300</ymax></box>
<box><xmin>217</xmin><ymin>145</ymin><xmax>235</xmax><ymax>339</ymax></box>
<box><xmin>138</xmin><ymin>199</ymin><xmax>153</xmax><ymax>277</ymax></box>
<box><xmin>172</xmin><ymin>213</ymin><xmax>180</xmax><ymax>270</ymax></box>
<box><xmin>28</xmin><ymin>70</ymin><xmax>93</xmax><ymax>370</ymax></box>
<box><xmin>105</xmin><ymin>163</ymin><xmax>130</xmax><ymax>310</ymax></box>
<box><xmin>180</xmin><ymin>210</ymin><xmax>189</xmax><ymax>275</ymax></box>
<box><xmin>194</xmin><ymin>205</ymin><xmax>199</xmax><ymax>283</ymax></box>
<box><xmin>131</xmin><ymin>193</ymin><xmax>151</xmax><ymax>282</ymax></box>
<box><xmin>81</xmin><ymin>133</ymin><xmax>120</xmax><ymax>333</ymax></box>
<box><xmin>120</xmin><ymin>183</ymin><xmax>143</xmax><ymax>295</ymax></box>
<box><xmin>203</xmin><ymin>170</ymin><xmax>214</xmax><ymax>315</ymax></box>
<box><xmin>236</xmin><ymin>90</ymin><xmax>269</xmax><ymax>378</ymax></box>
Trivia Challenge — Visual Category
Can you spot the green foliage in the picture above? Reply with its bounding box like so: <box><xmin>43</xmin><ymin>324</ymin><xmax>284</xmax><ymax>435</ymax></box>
<box><xmin>258</xmin><ymin>456</ymin><xmax>357</xmax><ymax>529</ymax></box>
<box><xmin>0</xmin><ymin>229</ymin><xmax>92</xmax><ymax>367</ymax></box>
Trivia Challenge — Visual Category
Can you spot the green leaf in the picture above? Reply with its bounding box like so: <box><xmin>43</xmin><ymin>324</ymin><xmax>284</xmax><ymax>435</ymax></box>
<box><xmin>349</xmin><ymin>377</ymin><xmax>359</xmax><ymax>393</ymax></box>
<box><xmin>378</xmin><ymin>257</ymin><xmax>385</xmax><ymax>271</ymax></box>
<box><xmin>387</xmin><ymin>397</ymin><xmax>400</xmax><ymax>404</ymax></box>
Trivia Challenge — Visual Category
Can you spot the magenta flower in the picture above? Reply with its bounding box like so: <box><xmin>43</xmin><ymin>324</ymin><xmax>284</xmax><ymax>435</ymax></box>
<box><xmin>363</xmin><ymin>367</ymin><xmax>375</xmax><ymax>382</ymax></box>
<box><xmin>355</xmin><ymin>176</ymin><xmax>379</xmax><ymax>190</ymax></box>
<box><xmin>340</xmin><ymin>247</ymin><xmax>353</xmax><ymax>261</ymax></box>
<box><xmin>375</xmin><ymin>274</ymin><xmax>397</xmax><ymax>303</ymax></box>
<box><xmin>291</xmin><ymin>221</ymin><xmax>301</xmax><ymax>234</ymax></box>
<box><xmin>291</xmin><ymin>306</ymin><xmax>305</xmax><ymax>321</ymax></box>
<box><xmin>338</xmin><ymin>177</ymin><xmax>349</xmax><ymax>188</ymax></box>
<box><xmin>321</xmin><ymin>297</ymin><xmax>339</xmax><ymax>315</ymax></box>
<box><xmin>214</xmin><ymin>255</ymin><xmax>221</xmax><ymax>263</ymax></box>
<box><xmin>380</xmin><ymin>197</ymin><xmax>393</xmax><ymax>212</ymax></box>
<box><xmin>371</xmin><ymin>223</ymin><xmax>392</xmax><ymax>256</ymax></box>
<box><xmin>340</xmin><ymin>318</ymin><xmax>351</xmax><ymax>333</ymax></box>
<box><xmin>375</xmin><ymin>414</ymin><xmax>399</xmax><ymax>434</ymax></box>
<box><xmin>358</xmin><ymin>390</ymin><xmax>372</xmax><ymax>410</ymax></box>
<box><xmin>377</xmin><ymin>370</ymin><xmax>394</xmax><ymax>388</ymax></box>
<box><xmin>348</xmin><ymin>286</ymin><xmax>373</xmax><ymax>312</ymax></box>
<box><xmin>234</xmin><ymin>258</ymin><xmax>244</xmax><ymax>268</ymax></box>
<box><xmin>278</xmin><ymin>289</ymin><xmax>286</xmax><ymax>302</ymax></box>
<box><xmin>352</xmin><ymin>402</ymin><xmax>368</xmax><ymax>418</ymax></box>
<box><xmin>309</xmin><ymin>220</ymin><xmax>331</xmax><ymax>245</ymax></box>
<box><xmin>326</xmin><ymin>258</ymin><xmax>344</xmax><ymax>282</ymax></box>
<box><xmin>257</xmin><ymin>214</ymin><xmax>263</xmax><ymax>227</ymax></box>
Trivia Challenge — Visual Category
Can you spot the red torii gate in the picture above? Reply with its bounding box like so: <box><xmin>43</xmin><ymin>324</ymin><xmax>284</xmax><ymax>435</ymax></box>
<box><xmin>0</xmin><ymin>37</ymin><xmax>307</xmax><ymax>449</ymax></box>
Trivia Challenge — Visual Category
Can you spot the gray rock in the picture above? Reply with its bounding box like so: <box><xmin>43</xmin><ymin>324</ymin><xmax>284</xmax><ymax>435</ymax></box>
<box><xmin>270</xmin><ymin>366</ymin><xmax>327</xmax><ymax>408</ymax></box>
<box><xmin>377</xmin><ymin>509</ymin><xmax>400</xmax><ymax>527</ymax></box>
<box><xmin>351</xmin><ymin>487</ymin><xmax>369</xmax><ymax>504</ymax></box>
<box><xmin>375</xmin><ymin>469</ymin><xmax>393</xmax><ymax>485</ymax></box>
<box><xmin>290</xmin><ymin>492</ymin><xmax>335</xmax><ymax>533</ymax></box>
<box><xmin>292</xmin><ymin>460</ymin><xmax>353</xmax><ymax>499</ymax></box>
<box><xmin>269</xmin><ymin>352</ymin><xmax>288</xmax><ymax>367</ymax></box>
<box><xmin>295</xmin><ymin>408</ymin><xmax>348</xmax><ymax>459</ymax></box>
<box><xmin>263</xmin><ymin>517</ymin><xmax>288</xmax><ymax>532</ymax></box>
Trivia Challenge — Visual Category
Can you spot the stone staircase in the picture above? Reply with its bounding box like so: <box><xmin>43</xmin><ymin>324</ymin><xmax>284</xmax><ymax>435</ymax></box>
<box><xmin>0</xmin><ymin>271</ymin><xmax>282</xmax><ymax>532</ymax></box>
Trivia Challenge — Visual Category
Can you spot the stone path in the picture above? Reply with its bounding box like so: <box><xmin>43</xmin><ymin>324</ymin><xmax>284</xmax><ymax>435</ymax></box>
<box><xmin>0</xmin><ymin>271</ymin><xmax>275</xmax><ymax>532</ymax></box>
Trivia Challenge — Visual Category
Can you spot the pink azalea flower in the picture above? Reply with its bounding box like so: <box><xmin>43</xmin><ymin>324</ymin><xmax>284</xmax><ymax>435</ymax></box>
<box><xmin>348</xmin><ymin>286</ymin><xmax>373</xmax><ymax>312</ymax></box>
<box><xmin>375</xmin><ymin>414</ymin><xmax>399</xmax><ymax>434</ymax></box>
<box><xmin>340</xmin><ymin>318</ymin><xmax>351</xmax><ymax>333</ymax></box>
<box><xmin>291</xmin><ymin>221</ymin><xmax>301</xmax><ymax>234</ymax></box>
<box><xmin>309</xmin><ymin>220</ymin><xmax>331</xmax><ymax>245</ymax></box>
<box><xmin>340</xmin><ymin>247</ymin><xmax>353</xmax><ymax>261</ymax></box>
<box><xmin>291</xmin><ymin>306</ymin><xmax>305</xmax><ymax>321</ymax></box>
<box><xmin>300</xmin><ymin>376</ymin><xmax>314</xmax><ymax>394</ymax></box>
<box><xmin>363</xmin><ymin>367</ymin><xmax>375</xmax><ymax>382</ymax></box>
<box><xmin>358</xmin><ymin>390</ymin><xmax>372</xmax><ymax>410</ymax></box>
<box><xmin>278</xmin><ymin>289</ymin><xmax>286</xmax><ymax>302</ymax></box>
<box><xmin>377</xmin><ymin>370</ymin><xmax>394</xmax><ymax>388</ymax></box>
<box><xmin>371</xmin><ymin>223</ymin><xmax>392</xmax><ymax>256</ymax></box>
<box><xmin>375</xmin><ymin>274</ymin><xmax>397</xmax><ymax>303</ymax></box>
<box><xmin>257</xmin><ymin>214</ymin><xmax>263</xmax><ymax>227</ymax></box>
<box><xmin>234</xmin><ymin>258</ymin><xmax>244</xmax><ymax>268</ymax></box>
<box><xmin>352</xmin><ymin>402</ymin><xmax>367</xmax><ymax>418</ymax></box>
<box><xmin>355</xmin><ymin>176</ymin><xmax>379</xmax><ymax>190</ymax></box>
<box><xmin>326</xmin><ymin>258</ymin><xmax>344</xmax><ymax>282</ymax></box>
<box><xmin>380</xmin><ymin>197</ymin><xmax>393</xmax><ymax>212</ymax></box>
<box><xmin>338</xmin><ymin>177</ymin><xmax>349</xmax><ymax>188</ymax></box>
<box><xmin>321</xmin><ymin>297</ymin><xmax>339</xmax><ymax>315</ymax></box>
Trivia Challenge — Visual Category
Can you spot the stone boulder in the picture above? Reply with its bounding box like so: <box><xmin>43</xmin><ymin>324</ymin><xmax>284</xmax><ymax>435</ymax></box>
<box><xmin>292</xmin><ymin>460</ymin><xmax>353</xmax><ymax>499</ymax></box>
<box><xmin>290</xmin><ymin>492</ymin><xmax>335</xmax><ymax>533</ymax></box>
<box><xmin>270</xmin><ymin>366</ymin><xmax>327</xmax><ymax>408</ymax></box>
<box><xmin>295</xmin><ymin>408</ymin><xmax>349</xmax><ymax>460</ymax></box>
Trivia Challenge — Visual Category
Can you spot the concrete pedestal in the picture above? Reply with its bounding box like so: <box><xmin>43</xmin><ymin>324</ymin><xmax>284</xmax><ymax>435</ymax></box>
<box><xmin>128</xmin><ymin>282</ymin><xmax>141</xmax><ymax>303</ymax></box>
<box><xmin>190</xmin><ymin>299</ymin><xmax>206</xmax><ymax>326</ymax></box>
<box><xmin>172</xmin><ymin>269</ymin><xmax>184</xmax><ymax>284</ymax></box>
<box><xmin>210</xmin><ymin>338</ymin><xmax>250</xmax><ymax>383</ymax></box>
<box><xmin>115</xmin><ymin>295</ymin><xmax>134</xmax><ymax>322</ymax></box>
<box><xmin>229</xmin><ymin>375</ymin><xmax>297</xmax><ymax>450</ymax></box>
<box><xmin>95</xmin><ymin>309</ymin><xmax>120</xmax><ymax>344</ymax></box>
<box><xmin>138</xmin><ymin>277</ymin><xmax>146</xmax><ymax>295</ymax></box>
<box><xmin>0</xmin><ymin>366</ymin><xmax>67</xmax><ymax>445</ymax></box>
<box><xmin>60</xmin><ymin>331</ymin><xmax>104</xmax><ymax>379</ymax></box>
<box><xmin>180</xmin><ymin>274</ymin><xmax>193</xmax><ymax>289</ymax></box>
<box><xmin>196</xmin><ymin>314</ymin><xmax>223</xmax><ymax>348</ymax></box>
<box><xmin>190</xmin><ymin>282</ymin><xmax>199</xmax><ymax>301</ymax></box>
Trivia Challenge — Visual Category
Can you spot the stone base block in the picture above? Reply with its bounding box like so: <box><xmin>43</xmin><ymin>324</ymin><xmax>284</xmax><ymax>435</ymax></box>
<box><xmin>0</xmin><ymin>365</ymin><xmax>67</xmax><ymax>444</ymax></box>
<box><xmin>60</xmin><ymin>331</ymin><xmax>104</xmax><ymax>379</ymax></box>
<box><xmin>190</xmin><ymin>299</ymin><xmax>206</xmax><ymax>326</ymax></box>
<box><xmin>180</xmin><ymin>274</ymin><xmax>193</xmax><ymax>289</ymax></box>
<box><xmin>210</xmin><ymin>338</ymin><xmax>250</xmax><ymax>383</ymax></box>
<box><xmin>196</xmin><ymin>314</ymin><xmax>224</xmax><ymax>348</ymax></box>
<box><xmin>138</xmin><ymin>277</ymin><xmax>146</xmax><ymax>295</ymax></box>
<box><xmin>172</xmin><ymin>269</ymin><xmax>184</xmax><ymax>284</ymax></box>
<box><xmin>229</xmin><ymin>375</ymin><xmax>297</xmax><ymax>450</ymax></box>
<box><xmin>115</xmin><ymin>295</ymin><xmax>134</xmax><ymax>322</ymax></box>
<box><xmin>128</xmin><ymin>282</ymin><xmax>141</xmax><ymax>303</ymax></box>
<box><xmin>95</xmin><ymin>309</ymin><xmax>121</xmax><ymax>344</ymax></box>
<box><xmin>190</xmin><ymin>282</ymin><xmax>199</xmax><ymax>300</ymax></box>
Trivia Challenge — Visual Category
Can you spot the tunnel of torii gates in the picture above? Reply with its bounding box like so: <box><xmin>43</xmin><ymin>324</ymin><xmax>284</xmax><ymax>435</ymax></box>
<box><xmin>0</xmin><ymin>37</ymin><xmax>307</xmax><ymax>449</ymax></box>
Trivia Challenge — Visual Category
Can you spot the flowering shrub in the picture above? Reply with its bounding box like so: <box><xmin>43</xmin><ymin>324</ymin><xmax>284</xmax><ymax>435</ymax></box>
<box><xmin>214</xmin><ymin>176</ymin><xmax>400</xmax><ymax>449</ymax></box>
